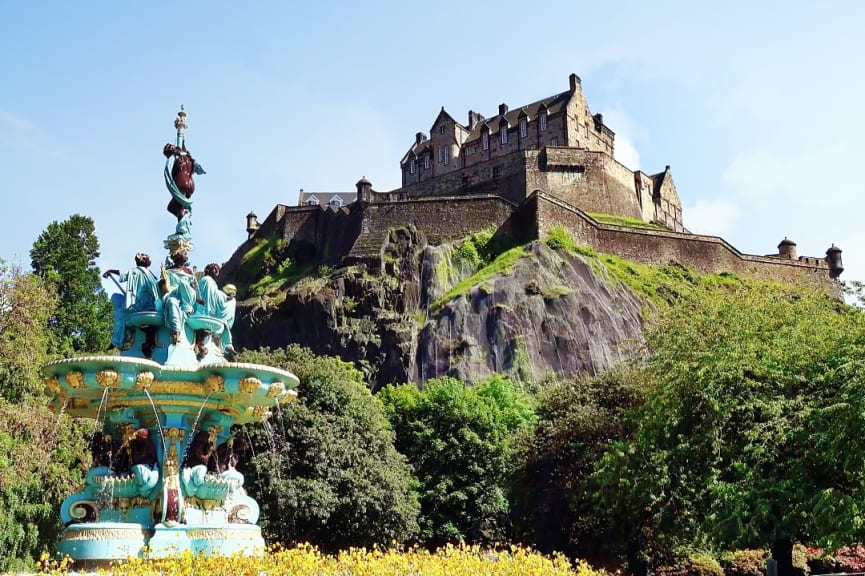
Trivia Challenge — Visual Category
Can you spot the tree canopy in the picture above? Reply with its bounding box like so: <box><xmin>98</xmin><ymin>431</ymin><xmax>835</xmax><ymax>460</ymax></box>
<box><xmin>238</xmin><ymin>346</ymin><xmax>420</xmax><ymax>551</ymax></box>
<box><xmin>30</xmin><ymin>213</ymin><xmax>110</xmax><ymax>353</ymax></box>
<box><xmin>379</xmin><ymin>375</ymin><xmax>536</xmax><ymax>546</ymax></box>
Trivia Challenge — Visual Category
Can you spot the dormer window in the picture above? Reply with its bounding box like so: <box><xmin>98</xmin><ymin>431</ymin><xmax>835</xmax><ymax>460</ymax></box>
<box><xmin>482</xmin><ymin>130</ymin><xmax>490</xmax><ymax>151</ymax></box>
<box><xmin>327</xmin><ymin>195</ymin><xmax>343</xmax><ymax>207</ymax></box>
<box><xmin>306</xmin><ymin>196</ymin><xmax>320</xmax><ymax>206</ymax></box>
<box><xmin>501</xmin><ymin>126</ymin><xmax>508</xmax><ymax>145</ymax></box>
<box><xmin>519</xmin><ymin>117</ymin><xmax>528</xmax><ymax>138</ymax></box>
<box><xmin>540</xmin><ymin>111</ymin><xmax>548</xmax><ymax>132</ymax></box>
<box><xmin>410</xmin><ymin>158</ymin><xmax>417</xmax><ymax>174</ymax></box>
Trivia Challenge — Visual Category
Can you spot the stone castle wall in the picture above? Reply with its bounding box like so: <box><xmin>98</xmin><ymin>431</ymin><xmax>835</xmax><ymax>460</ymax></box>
<box><xmin>532</xmin><ymin>192</ymin><xmax>833</xmax><ymax>288</ymax></box>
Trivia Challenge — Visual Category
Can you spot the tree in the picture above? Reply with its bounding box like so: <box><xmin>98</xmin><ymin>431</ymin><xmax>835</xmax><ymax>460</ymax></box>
<box><xmin>0</xmin><ymin>263</ymin><xmax>91</xmax><ymax>570</ymax></box>
<box><xmin>379</xmin><ymin>375</ymin><xmax>536</xmax><ymax>546</ymax></box>
<box><xmin>513</xmin><ymin>367</ymin><xmax>650</xmax><ymax>564</ymax></box>
<box><xmin>30</xmin><ymin>214</ymin><xmax>111</xmax><ymax>353</ymax></box>
<box><xmin>237</xmin><ymin>346</ymin><xmax>420</xmax><ymax>551</ymax></box>
<box><xmin>594</xmin><ymin>284</ymin><xmax>865</xmax><ymax>575</ymax></box>
<box><xmin>0</xmin><ymin>263</ymin><xmax>56</xmax><ymax>401</ymax></box>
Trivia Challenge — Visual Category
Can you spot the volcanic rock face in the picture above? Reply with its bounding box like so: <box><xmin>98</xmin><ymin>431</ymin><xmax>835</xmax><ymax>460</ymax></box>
<box><xmin>230</xmin><ymin>228</ymin><xmax>644</xmax><ymax>390</ymax></box>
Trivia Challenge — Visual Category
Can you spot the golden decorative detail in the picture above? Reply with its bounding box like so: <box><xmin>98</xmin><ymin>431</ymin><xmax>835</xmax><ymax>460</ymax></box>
<box><xmin>45</xmin><ymin>376</ymin><xmax>61</xmax><ymax>394</ymax></box>
<box><xmin>279</xmin><ymin>389</ymin><xmax>299</xmax><ymax>404</ymax></box>
<box><xmin>96</xmin><ymin>369</ymin><xmax>120</xmax><ymax>388</ymax></box>
<box><xmin>63</xmin><ymin>527</ymin><xmax>150</xmax><ymax>541</ymax></box>
<box><xmin>185</xmin><ymin>496</ymin><xmax>221</xmax><ymax>511</ymax></box>
<box><xmin>73</xmin><ymin>396</ymin><xmax>239</xmax><ymax>417</ymax></box>
<box><xmin>186</xmin><ymin>528</ymin><xmax>261</xmax><ymax>541</ymax></box>
<box><xmin>65</xmin><ymin>370</ymin><xmax>84</xmax><ymax>389</ymax></box>
<box><xmin>148</xmin><ymin>380</ymin><xmax>208</xmax><ymax>396</ymax></box>
<box><xmin>207</xmin><ymin>426</ymin><xmax>223</xmax><ymax>445</ymax></box>
<box><xmin>238</xmin><ymin>376</ymin><xmax>262</xmax><ymax>395</ymax></box>
<box><xmin>205</xmin><ymin>373</ymin><xmax>225</xmax><ymax>394</ymax></box>
<box><xmin>247</xmin><ymin>406</ymin><xmax>271</xmax><ymax>420</ymax></box>
<box><xmin>71</xmin><ymin>398</ymin><xmax>90</xmax><ymax>409</ymax></box>
<box><xmin>165</xmin><ymin>427</ymin><xmax>186</xmax><ymax>443</ymax></box>
<box><xmin>266</xmin><ymin>381</ymin><xmax>285</xmax><ymax>398</ymax></box>
<box><xmin>135</xmin><ymin>371</ymin><xmax>155</xmax><ymax>390</ymax></box>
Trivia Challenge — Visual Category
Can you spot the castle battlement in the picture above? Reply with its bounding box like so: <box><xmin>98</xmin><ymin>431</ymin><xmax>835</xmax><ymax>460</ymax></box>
<box><xmin>226</xmin><ymin>73</ymin><xmax>842</xmax><ymax>290</ymax></box>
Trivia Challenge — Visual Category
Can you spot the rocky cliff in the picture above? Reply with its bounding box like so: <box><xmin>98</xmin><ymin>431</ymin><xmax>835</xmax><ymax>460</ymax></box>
<box><xmin>225</xmin><ymin>227</ymin><xmax>645</xmax><ymax>390</ymax></box>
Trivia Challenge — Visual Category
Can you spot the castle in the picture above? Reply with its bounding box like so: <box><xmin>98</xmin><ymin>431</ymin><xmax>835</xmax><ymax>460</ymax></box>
<box><xmin>232</xmin><ymin>73</ymin><xmax>843</xmax><ymax>288</ymax></box>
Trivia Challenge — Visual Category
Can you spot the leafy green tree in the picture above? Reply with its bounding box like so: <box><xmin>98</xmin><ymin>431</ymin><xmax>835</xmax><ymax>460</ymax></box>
<box><xmin>0</xmin><ymin>402</ymin><xmax>92</xmax><ymax>572</ymax></box>
<box><xmin>594</xmin><ymin>285</ymin><xmax>865</xmax><ymax>575</ymax></box>
<box><xmin>0</xmin><ymin>263</ymin><xmax>56</xmax><ymax>401</ymax></box>
<box><xmin>513</xmin><ymin>367</ymin><xmax>650</xmax><ymax>563</ymax></box>
<box><xmin>0</xmin><ymin>263</ymin><xmax>91</xmax><ymax>570</ymax></box>
<box><xmin>238</xmin><ymin>346</ymin><xmax>420</xmax><ymax>551</ymax></box>
<box><xmin>30</xmin><ymin>214</ymin><xmax>111</xmax><ymax>353</ymax></box>
<box><xmin>379</xmin><ymin>374</ymin><xmax>536</xmax><ymax>546</ymax></box>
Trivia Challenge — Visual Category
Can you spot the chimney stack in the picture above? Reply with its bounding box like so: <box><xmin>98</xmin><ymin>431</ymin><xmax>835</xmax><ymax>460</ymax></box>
<box><xmin>498</xmin><ymin>103</ymin><xmax>508</xmax><ymax>116</ymax></box>
<box><xmin>569</xmin><ymin>73</ymin><xmax>581</xmax><ymax>91</ymax></box>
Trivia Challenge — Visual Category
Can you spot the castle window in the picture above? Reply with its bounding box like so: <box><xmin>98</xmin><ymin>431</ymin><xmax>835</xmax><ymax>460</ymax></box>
<box><xmin>438</xmin><ymin>147</ymin><xmax>445</xmax><ymax>164</ymax></box>
<box><xmin>492</xmin><ymin>166</ymin><xmax>501</xmax><ymax>179</ymax></box>
<box><xmin>540</xmin><ymin>112</ymin><xmax>548</xmax><ymax>132</ymax></box>
<box><xmin>410</xmin><ymin>158</ymin><xmax>417</xmax><ymax>174</ymax></box>
<box><xmin>501</xmin><ymin>127</ymin><xmax>508</xmax><ymax>145</ymax></box>
<box><xmin>519</xmin><ymin>117</ymin><xmax>528</xmax><ymax>138</ymax></box>
<box><xmin>482</xmin><ymin>130</ymin><xmax>489</xmax><ymax>151</ymax></box>
<box><xmin>444</xmin><ymin>146</ymin><xmax>450</xmax><ymax>166</ymax></box>
<box><xmin>440</xmin><ymin>125</ymin><xmax>446</xmax><ymax>134</ymax></box>
<box><xmin>551</xmin><ymin>137</ymin><xmax>558</xmax><ymax>146</ymax></box>
<box><xmin>424</xmin><ymin>153</ymin><xmax>430</xmax><ymax>169</ymax></box>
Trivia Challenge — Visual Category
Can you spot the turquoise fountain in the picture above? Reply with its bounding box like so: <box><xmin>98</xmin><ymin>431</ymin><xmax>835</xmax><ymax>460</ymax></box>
<box><xmin>43</xmin><ymin>108</ymin><xmax>298</xmax><ymax>563</ymax></box>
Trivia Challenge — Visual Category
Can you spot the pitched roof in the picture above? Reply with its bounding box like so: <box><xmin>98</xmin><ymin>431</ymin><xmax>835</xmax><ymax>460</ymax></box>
<box><xmin>298</xmin><ymin>191</ymin><xmax>357</xmax><ymax>206</ymax></box>
<box><xmin>462</xmin><ymin>90</ymin><xmax>571</xmax><ymax>143</ymax></box>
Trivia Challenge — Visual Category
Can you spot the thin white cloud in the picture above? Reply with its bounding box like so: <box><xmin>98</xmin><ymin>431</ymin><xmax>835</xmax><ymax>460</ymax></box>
<box><xmin>683</xmin><ymin>199</ymin><xmax>740</xmax><ymax>237</ymax></box>
<box><xmin>602</xmin><ymin>106</ymin><xmax>642</xmax><ymax>170</ymax></box>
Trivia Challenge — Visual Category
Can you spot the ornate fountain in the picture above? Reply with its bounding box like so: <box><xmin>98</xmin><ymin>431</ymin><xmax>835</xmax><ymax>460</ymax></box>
<box><xmin>43</xmin><ymin>108</ymin><xmax>298</xmax><ymax>563</ymax></box>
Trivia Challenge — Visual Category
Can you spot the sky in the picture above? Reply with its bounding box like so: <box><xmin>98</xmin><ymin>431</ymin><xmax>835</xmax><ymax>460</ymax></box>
<box><xmin>1</xmin><ymin>1</ymin><xmax>864</xmax><ymax>289</ymax></box>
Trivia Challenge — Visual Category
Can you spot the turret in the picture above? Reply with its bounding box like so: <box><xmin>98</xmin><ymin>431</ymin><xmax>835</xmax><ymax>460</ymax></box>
<box><xmin>777</xmin><ymin>237</ymin><xmax>797</xmax><ymax>259</ymax></box>
<box><xmin>245</xmin><ymin>212</ymin><xmax>259</xmax><ymax>239</ymax></box>
<box><xmin>356</xmin><ymin>177</ymin><xmax>372</xmax><ymax>202</ymax></box>
<box><xmin>826</xmin><ymin>244</ymin><xmax>844</xmax><ymax>279</ymax></box>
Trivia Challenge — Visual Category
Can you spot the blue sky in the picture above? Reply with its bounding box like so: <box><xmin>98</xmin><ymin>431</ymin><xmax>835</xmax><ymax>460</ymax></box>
<box><xmin>2</xmin><ymin>1</ymin><xmax>863</xmax><ymax>287</ymax></box>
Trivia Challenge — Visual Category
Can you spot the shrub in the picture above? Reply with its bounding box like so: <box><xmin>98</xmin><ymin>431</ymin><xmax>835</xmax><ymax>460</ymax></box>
<box><xmin>655</xmin><ymin>552</ymin><xmax>724</xmax><ymax>576</ymax></box>
<box><xmin>720</xmin><ymin>549</ymin><xmax>769</xmax><ymax>576</ymax></box>
<box><xmin>805</xmin><ymin>547</ymin><xmax>836</xmax><ymax>575</ymax></box>
<box><xmin>793</xmin><ymin>543</ymin><xmax>811</xmax><ymax>576</ymax></box>
<box><xmin>835</xmin><ymin>545</ymin><xmax>865</xmax><ymax>573</ymax></box>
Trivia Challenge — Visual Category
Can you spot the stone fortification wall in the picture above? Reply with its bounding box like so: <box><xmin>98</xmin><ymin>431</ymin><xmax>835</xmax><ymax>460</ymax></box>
<box><xmin>348</xmin><ymin>195</ymin><xmax>517</xmax><ymax>261</ymax></box>
<box><xmin>533</xmin><ymin>192</ymin><xmax>834</xmax><ymax>288</ymax></box>
<box><xmin>537</xmin><ymin>148</ymin><xmax>643</xmax><ymax>221</ymax></box>
<box><xmin>278</xmin><ymin>204</ymin><xmax>362</xmax><ymax>264</ymax></box>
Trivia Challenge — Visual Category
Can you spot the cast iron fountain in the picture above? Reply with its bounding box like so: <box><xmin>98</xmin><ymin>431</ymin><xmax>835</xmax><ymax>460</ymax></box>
<box><xmin>43</xmin><ymin>108</ymin><xmax>298</xmax><ymax>563</ymax></box>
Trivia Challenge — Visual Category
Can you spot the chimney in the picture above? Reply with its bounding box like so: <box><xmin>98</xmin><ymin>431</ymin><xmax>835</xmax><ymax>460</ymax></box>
<box><xmin>594</xmin><ymin>113</ymin><xmax>604</xmax><ymax>126</ymax></box>
<box><xmin>468</xmin><ymin>110</ymin><xmax>485</xmax><ymax>130</ymax></box>
<box><xmin>498</xmin><ymin>103</ymin><xmax>508</xmax><ymax>116</ymax></box>
<box><xmin>356</xmin><ymin>176</ymin><xmax>372</xmax><ymax>202</ymax></box>
<box><xmin>415</xmin><ymin>132</ymin><xmax>425</xmax><ymax>145</ymax></box>
<box><xmin>569</xmin><ymin>73</ymin><xmax>581</xmax><ymax>91</ymax></box>
<box><xmin>246</xmin><ymin>211</ymin><xmax>259</xmax><ymax>239</ymax></box>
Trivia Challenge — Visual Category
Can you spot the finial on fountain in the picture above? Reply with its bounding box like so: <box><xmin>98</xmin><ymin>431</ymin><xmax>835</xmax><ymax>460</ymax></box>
<box><xmin>174</xmin><ymin>105</ymin><xmax>187</xmax><ymax>148</ymax></box>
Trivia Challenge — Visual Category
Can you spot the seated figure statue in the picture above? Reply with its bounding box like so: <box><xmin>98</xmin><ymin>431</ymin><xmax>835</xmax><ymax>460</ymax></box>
<box><xmin>195</xmin><ymin>263</ymin><xmax>237</xmax><ymax>360</ymax></box>
<box><xmin>160</xmin><ymin>250</ymin><xmax>198</xmax><ymax>344</ymax></box>
<box><xmin>103</xmin><ymin>253</ymin><xmax>159</xmax><ymax>350</ymax></box>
